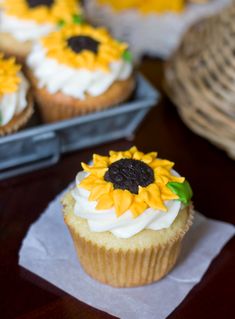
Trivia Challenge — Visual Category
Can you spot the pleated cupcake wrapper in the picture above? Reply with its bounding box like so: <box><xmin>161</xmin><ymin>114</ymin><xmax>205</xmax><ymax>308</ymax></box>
<box><xmin>26</xmin><ymin>69</ymin><xmax>135</xmax><ymax>123</ymax></box>
<box><xmin>0</xmin><ymin>91</ymin><xmax>34</xmax><ymax>136</ymax></box>
<box><xmin>33</xmin><ymin>89</ymin><xmax>113</xmax><ymax>123</ymax></box>
<box><xmin>66</xmin><ymin>209</ymin><xmax>194</xmax><ymax>288</ymax></box>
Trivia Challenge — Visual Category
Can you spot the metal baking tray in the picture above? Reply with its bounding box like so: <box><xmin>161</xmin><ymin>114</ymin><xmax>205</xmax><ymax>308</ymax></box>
<box><xmin>0</xmin><ymin>74</ymin><xmax>159</xmax><ymax>180</ymax></box>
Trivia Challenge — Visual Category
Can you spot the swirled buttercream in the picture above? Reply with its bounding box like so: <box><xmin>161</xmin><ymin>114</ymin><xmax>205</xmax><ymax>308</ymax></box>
<box><xmin>27</xmin><ymin>43</ymin><xmax>133</xmax><ymax>99</ymax></box>
<box><xmin>0</xmin><ymin>12</ymin><xmax>54</xmax><ymax>42</ymax></box>
<box><xmin>0</xmin><ymin>72</ymin><xmax>29</xmax><ymax>126</ymax></box>
<box><xmin>71</xmin><ymin>171</ymin><xmax>183</xmax><ymax>238</ymax></box>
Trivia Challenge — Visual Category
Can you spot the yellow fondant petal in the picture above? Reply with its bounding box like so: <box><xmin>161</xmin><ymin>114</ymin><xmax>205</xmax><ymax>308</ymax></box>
<box><xmin>96</xmin><ymin>193</ymin><xmax>114</xmax><ymax>210</ymax></box>
<box><xmin>154</xmin><ymin>170</ymin><xmax>169</xmax><ymax>185</ymax></box>
<box><xmin>160</xmin><ymin>184</ymin><xmax>179</xmax><ymax>201</ymax></box>
<box><xmin>141</xmin><ymin>152</ymin><xmax>157</xmax><ymax>164</ymax></box>
<box><xmin>119</xmin><ymin>150</ymin><xmax>132</xmax><ymax>158</ymax></box>
<box><xmin>132</xmin><ymin>150</ymin><xmax>144</xmax><ymax>160</ymax></box>
<box><xmin>81</xmin><ymin>162</ymin><xmax>107</xmax><ymax>177</ymax></box>
<box><xmin>130</xmin><ymin>197</ymin><xmax>148</xmax><ymax>218</ymax></box>
<box><xmin>113</xmin><ymin>189</ymin><xmax>133</xmax><ymax>217</ymax></box>
<box><xmin>109</xmin><ymin>153</ymin><xmax>125</xmax><ymax>164</ymax></box>
<box><xmin>139</xmin><ymin>184</ymin><xmax>167</xmax><ymax>211</ymax></box>
<box><xmin>0</xmin><ymin>54</ymin><xmax>21</xmax><ymax>97</ymax></box>
<box><xmin>129</xmin><ymin>146</ymin><xmax>138</xmax><ymax>153</ymax></box>
<box><xmin>93</xmin><ymin>154</ymin><xmax>109</xmax><ymax>167</ymax></box>
<box><xmin>78</xmin><ymin>175</ymin><xmax>97</xmax><ymax>191</ymax></box>
<box><xmin>151</xmin><ymin>159</ymin><xmax>174</xmax><ymax>170</ymax></box>
<box><xmin>154</xmin><ymin>167</ymin><xmax>184</xmax><ymax>185</ymax></box>
<box><xmin>171</xmin><ymin>176</ymin><xmax>185</xmax><ymax>183</ymax></box>
<box><xmin>89</xmin><ymin>182</ymin><xmax>112</xmax><ymax>201</ymax></box>
<box><xmin>109</xmin><ymin>150</ymin><xmax>134</xmax><ymax>163</ymax></box>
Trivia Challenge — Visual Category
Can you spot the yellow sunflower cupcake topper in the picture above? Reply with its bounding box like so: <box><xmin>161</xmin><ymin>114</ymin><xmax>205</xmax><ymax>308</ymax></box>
<box><xmin>3</xmin><ymin>0</ymin><xmax>82</xmax><ymax>24</ymax></box>
<box><xmin>79</xmin><ymin>146</ymin><xmax>193</xmax><ymax>218</ymax></box>
<box><xmin>0</xmin><ymin>54</ymin><xmax>21</xmax><ymax>97</ymax></box>
<box><xmin>98</xmin><ymin>0</ymin><xmax>185</xmax><ymax>13</ymax></box>
<box><xmin>42</xmin><ymin>24</ymin><xmax>131</xmax><ymax>71</ymax></box>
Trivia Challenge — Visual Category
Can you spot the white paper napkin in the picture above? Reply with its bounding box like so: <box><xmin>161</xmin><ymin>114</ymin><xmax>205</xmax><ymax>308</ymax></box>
<box><xmin>19</xmin><ymin>189</ymin><xmax>235</xmax><ymax>319</ymax></box>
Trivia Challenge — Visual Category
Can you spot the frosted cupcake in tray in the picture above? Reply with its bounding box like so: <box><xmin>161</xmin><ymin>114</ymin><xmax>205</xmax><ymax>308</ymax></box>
<box><xmin>0</xmin><ymin>0</ymin><xmax>82</xmax><ymax>62</ymax></box>
<box><xmin>62</xmin><ymin>146</ymin><xmax>193</xmax><ymax>287</ymax></box>
<box><xmin>0</xmin><ymin>54</ymin><xmax>33</xmax><ymax>136</ymax></box>
<box><xmin>26</xmin><ymin>24</ymin><xmax>135</xmax><ymax>123</ymax></box>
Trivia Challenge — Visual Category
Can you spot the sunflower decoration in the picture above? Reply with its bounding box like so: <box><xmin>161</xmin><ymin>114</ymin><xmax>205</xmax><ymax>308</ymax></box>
<box><xmin>79</xmin><ymin>146</ymin><xmax>193</xmax><ymax>218</ymax></box>
<box><xmin>42</xmin><ymin>24</ymin><xmax>131</xmax><ymax>71</ymax></box>
<box><xmin>2</xmin><ymin>0</ymin><xmax>82</xmax><ymax>24</ymax></box>
<box><xmin>97</xmin><ymin>0</ymin><xmax>185</xmax><ymax>13</ymax></box>
<box><xmin>0</xmin><ymin>54</ymin><xmax>21</xmax><ymax>97</ymax></box>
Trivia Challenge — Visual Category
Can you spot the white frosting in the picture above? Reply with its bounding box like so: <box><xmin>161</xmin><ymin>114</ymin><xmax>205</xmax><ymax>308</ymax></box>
<box><xmin>0</xmin><ymin>12</ymin><xmax>54</xmax><ymax>42</ymax></box>
<box><xmin>71</xmin><ymin>171</ymin><xmax>182</xmax><ymax>239</ymax></box>
<box><xmin>27</xmin><ymin>43</ymin><xmax>133</xmax><ymax>99</ymax></box>
<box><xmin>0</xmin><ymin>72</ymin><xmax>29</xmax><ymax>126</ymax></box>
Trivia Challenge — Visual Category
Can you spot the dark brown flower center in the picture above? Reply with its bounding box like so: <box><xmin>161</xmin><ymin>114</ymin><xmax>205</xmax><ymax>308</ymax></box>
<box><xmin>104</xmin><ymin>159</ymin><xmax>154</xmax><ymax>194</ymax></box>
<box><xmin>67</xmin><ymin>36</ymin><xmax>100</xmax><ymax>54</ymax></box>
<box><xmin>27</xmin><ymin>0</ymin><xmax>54</xmax><ymax>8</ymax></box>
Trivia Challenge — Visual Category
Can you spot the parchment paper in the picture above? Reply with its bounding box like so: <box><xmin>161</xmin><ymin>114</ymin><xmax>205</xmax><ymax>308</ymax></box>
<box><xmin>19</xmin><ymin>189</ymin><xmax>235</xmax><ymax>319</ymax></box>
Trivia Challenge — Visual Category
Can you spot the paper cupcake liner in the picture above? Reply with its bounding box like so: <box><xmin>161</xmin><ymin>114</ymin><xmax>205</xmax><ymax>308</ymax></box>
<box><xmin>0</xmin><ymin>91</ymin><xmax>34</xmax><ymax>136</ymax></box>
<box><xmin>65</xmin><ymin>208</ymin><xmax>194</xmax><ymax>288</ymax></box>
<box><xmin>0</xmin><ymin>32</ymin><xmax>32</xmax><ymax>63</ymax></box>
<box><xmin>26</xmin><ymin>70</ymin><xmax>135</xmax><ymax>123</ymax></box>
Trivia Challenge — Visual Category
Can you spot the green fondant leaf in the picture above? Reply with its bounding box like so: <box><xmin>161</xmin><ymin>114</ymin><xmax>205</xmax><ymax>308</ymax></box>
<box><xmin>122</xmin><ymin>50</ymin><xmax>133</xmax><ymax>63</ymax></box>
<box><xmin>72</xmin><ymin>14</ymin><xmax>84</xmax><ymax>24</ymax></box>
<box><xmin>167</xmin><ymin>181</ymin><xmax>193</xmax><ymax>205</ymax></box>
<box><xmin>57</xmin><ymin>19</ymin><xmax>66</xmax><ymax>27</ymax></box>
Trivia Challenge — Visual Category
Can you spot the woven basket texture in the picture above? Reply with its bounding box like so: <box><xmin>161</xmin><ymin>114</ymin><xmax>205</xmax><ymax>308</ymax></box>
<box><xmin>164</xmin><ymin>1</ymin><xmax>235</xmax><ymax>159</ymax></box>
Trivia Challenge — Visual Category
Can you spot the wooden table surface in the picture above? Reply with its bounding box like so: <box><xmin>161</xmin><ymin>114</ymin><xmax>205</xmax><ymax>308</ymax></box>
<box><xmin>1</xmin><ymin>59</ymin><xmax>235</xmax><ymax>319</ymax></box>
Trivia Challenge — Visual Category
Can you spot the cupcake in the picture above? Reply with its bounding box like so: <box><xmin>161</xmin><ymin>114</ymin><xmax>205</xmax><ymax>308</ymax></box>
<box><xmin>0</xmin><ymin>0</ymin><xmax>82</xmax><ymax>62</ymax></box>
<box><xmin>85</xmin><ymin>0</ymin><xmax>213</xmax><ymax>59</ymax></box>
<box><xmin>0</xmin><ymin>54</ymin><xmax>33</xmax><ymax>136</ymax></box>
<box><xmin>26</xmin><ymin>24</ymin><xmax>135</xmax><ymax>123</ymax></box>
<box><xmin>62</xmin><ymin>146</ymin><xmax>193</xmax><ymax>287</ymax></box>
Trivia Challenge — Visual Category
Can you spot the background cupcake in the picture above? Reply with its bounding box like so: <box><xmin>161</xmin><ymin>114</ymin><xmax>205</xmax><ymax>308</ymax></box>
<box><xmin>62</xmin><ymin>146</ymin><xmax>193</xmax><ymax>287</ymax></box>
<box><xmin>0</xmin><ymin>54</ymin><xmax>33</xmax><ymax>136</ymax></box>
<box><xmin>0</xmin><ymin>0</ymin><xmax>82</xmax><ymax>62</ymax></box>
<box><xmin>27</xmin><ymin>24</ymin><xmax>135</xmax><ymax>123</ymax></box>
<box><xmin>85</xmin><ymin>0</ymin><xmax>226</xmax><ymax>59</ymax></box>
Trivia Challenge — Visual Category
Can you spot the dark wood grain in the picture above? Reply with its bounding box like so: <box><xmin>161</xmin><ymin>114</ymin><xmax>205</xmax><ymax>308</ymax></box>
<box><xmin>1</xmin><ymin>59</ymin><xmax>234</xmax><ymax>319</ymax></box>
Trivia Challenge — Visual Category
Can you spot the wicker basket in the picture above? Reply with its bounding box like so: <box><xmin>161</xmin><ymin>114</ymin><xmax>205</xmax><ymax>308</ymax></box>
<box><xmin>164</xmin><ymin>1</ymin><xmax>235</xmax><ymax>159</ymax></box>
